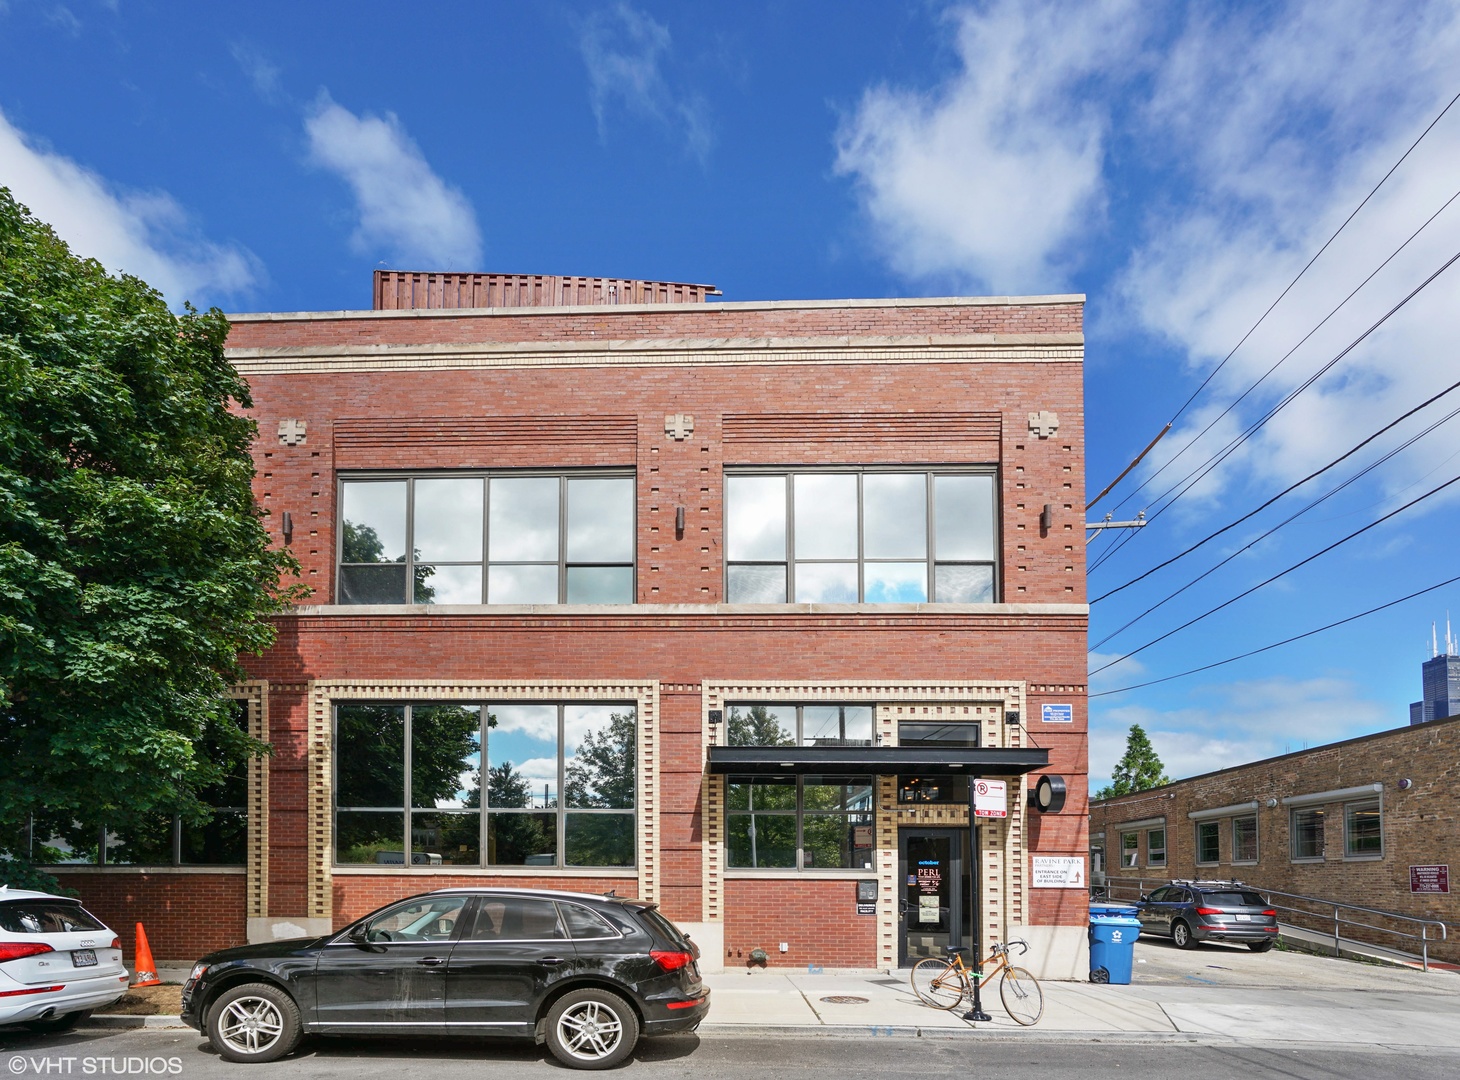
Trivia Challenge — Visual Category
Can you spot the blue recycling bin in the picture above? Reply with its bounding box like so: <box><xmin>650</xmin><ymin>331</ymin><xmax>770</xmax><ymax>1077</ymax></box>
<box><xmin>1088</xmin><ymin>902</ymin><xmax>1139</xmax><ymax>918</ymax></box>
<box><xmin>1089</xmin><ymin>913</ymin><xmax>1142</xmax><ymax>984</ymax></box>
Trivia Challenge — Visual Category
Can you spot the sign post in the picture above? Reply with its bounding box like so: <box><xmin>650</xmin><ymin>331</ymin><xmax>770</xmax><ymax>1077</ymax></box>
<box><xmin>962</xmin><ymin>778</ymin><xmax>1008</xmax><ymax>1022</ymax></box>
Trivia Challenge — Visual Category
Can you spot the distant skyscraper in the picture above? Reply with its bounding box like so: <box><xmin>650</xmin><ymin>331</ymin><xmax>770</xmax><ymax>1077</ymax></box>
<box><xmin>1410</xmin><ymin>619</ymin><xmax>1460</xmax><ymax>724</ymax></box>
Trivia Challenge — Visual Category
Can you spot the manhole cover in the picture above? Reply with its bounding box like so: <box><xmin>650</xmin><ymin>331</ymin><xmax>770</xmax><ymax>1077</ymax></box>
<box><xmin>820</xmin><ymin>995</ymin><xmax>869</xmax><ymax>1005</ymax></box>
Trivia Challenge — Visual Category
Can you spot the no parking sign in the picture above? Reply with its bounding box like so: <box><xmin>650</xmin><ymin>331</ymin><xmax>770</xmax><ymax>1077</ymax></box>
<box><xmin>973</xmin><ymin>779</ymin><xmax>1008</xmax><ymax>818</ymax></box>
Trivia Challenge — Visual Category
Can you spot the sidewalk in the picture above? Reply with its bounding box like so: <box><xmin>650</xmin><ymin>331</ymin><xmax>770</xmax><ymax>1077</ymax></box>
<box><xmin>112</xmin><ymin>943</ymin><xmax>1460</xmax><ymax>1049</ymax></box>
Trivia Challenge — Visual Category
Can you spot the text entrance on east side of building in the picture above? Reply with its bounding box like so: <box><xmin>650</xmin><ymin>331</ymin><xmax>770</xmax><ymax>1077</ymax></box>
<box><xmin>48</xmin><ymin>274</ymin><xmax>1093</xmax><ymax>980</ymax></box>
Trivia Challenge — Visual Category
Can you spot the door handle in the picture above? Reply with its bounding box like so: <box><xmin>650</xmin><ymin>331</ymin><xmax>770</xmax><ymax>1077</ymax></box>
<box><xmin>417</xmin><ymin>956</ymin><xmax>446</xmax><ymax>967</ymax></box>
<box><xmin>538</xmin><ymin>957</ymin><xmax>568</xmax><ymax>966</ymax></box>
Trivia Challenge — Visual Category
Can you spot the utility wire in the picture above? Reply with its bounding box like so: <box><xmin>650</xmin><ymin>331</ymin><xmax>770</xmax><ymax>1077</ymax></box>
<box><xmin>1092</xmin><ymin>377</ymin><xmax>1460</xmax><ymax>605</ymax></box>
<box><xmin>1091</xmin><ymin>572</ymin><xmax>1460</xmax><ymax>698</ymax></box>
<box><xmin>1090</xmin><ymin>397</ymin><xmax>1460</xmax><ymax>649</ymax></box>
<box><xmin>1087</xmin><ymin>471</ymin><xmax>1460</xmax><ymax>677</ymax></box>
<box><xmin>1091</xmin><ymin>86</ymin><xmax>1460</xmax><ymax>513</ymax></box>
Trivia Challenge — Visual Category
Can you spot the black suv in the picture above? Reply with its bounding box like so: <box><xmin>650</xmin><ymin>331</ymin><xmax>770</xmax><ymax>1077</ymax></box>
<box><xmin>1136</xmin><ymin>880</ymin><xmax>1279</xmax><ymax>951</ymax></box>
<box><xmin>180</xmin><ymin>888</ymin><xmax>709</xmax><ymax>1069</ymax></box>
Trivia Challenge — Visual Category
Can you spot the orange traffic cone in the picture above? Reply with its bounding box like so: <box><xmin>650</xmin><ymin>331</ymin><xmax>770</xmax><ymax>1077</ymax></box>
<box><xmin>132</xmin><ymin>923</ymin><xmax>159</xmax><ymax>988</ymax></box>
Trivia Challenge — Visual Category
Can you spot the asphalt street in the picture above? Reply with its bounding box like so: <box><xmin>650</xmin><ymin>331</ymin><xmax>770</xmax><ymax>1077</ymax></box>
<box><xmin>3</xmin><ymin>1028</ymin><xmax>1460</xmax><ymax>1080</ymax></box>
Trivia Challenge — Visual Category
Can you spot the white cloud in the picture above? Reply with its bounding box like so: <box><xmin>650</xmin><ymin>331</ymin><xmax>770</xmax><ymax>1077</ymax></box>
<box><xmin>1090</xmin><ymin>674</ymin><xmax>1390</xmax><ymax>791</ymax></box>
<box><xmin>1118</xmin><ymin>1</ymin><xmax>1460</xmax><ymax>512</ymax></box>
<box><xmin>231</xmin><ymin>42</ymin><xmax>287</xmax><ymax>106</ymax></box>
<box><xmin>304</xmin><ymin>94</ymin><xmax>482</xmax><ymax>269</ymax></box>
<box><xmin>578</xmin><ymin>3</ymin><xmax>711</xmax><ymax>161</ymax></box>
<box><xmin>833</xmin><ymin>0</ymin><xmax>1143</xmax><ymax>294</ymax></box>
<box><xmin>0</xmin><ymin>107</ymin><xmax>260</xmax><ymax>305</ymax></box>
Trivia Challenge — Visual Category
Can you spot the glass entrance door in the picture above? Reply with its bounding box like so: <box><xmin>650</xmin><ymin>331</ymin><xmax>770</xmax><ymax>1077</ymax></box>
<box><xmin>898</xmin><ymin>828</ymin><xmax>970</xmax><ymax>966</ymax></box>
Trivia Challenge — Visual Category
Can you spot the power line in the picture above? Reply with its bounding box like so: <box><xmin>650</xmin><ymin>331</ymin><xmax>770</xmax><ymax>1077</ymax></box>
<box><xmin>1088</xmin><ymin>86</ymin><xmax>1460</xmax><ymax>514</ymax></box>
<box><xmin>1090</xmin><ymin>398</ymin><xmax>1460</xmax><ymax>649</ymax></box>
<box><xmin>1091</xmin><ymin>572</ymin><xmax>1460</xmax><ymax>698</ymax></box>
<box><xmin>1088</xmin><ymin>471</ymin><xmax>1460</xmax><ymax>677</ymax></box>
<box><xmin>1092</xmin><ymin>377</ymin><xmax>1460</xmax><ymax>606</ymax></box>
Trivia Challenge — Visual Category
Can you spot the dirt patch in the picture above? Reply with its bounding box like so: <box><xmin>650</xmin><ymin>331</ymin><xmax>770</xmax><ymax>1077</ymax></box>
<box><xmin>100</xmin><ymin>983</ymin><xmax>183</xmax><ymax>1015</ymax></box>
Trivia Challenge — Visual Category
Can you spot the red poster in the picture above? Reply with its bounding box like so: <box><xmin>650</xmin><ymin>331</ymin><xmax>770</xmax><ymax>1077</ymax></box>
<box><xmin>1410</xmin><ymin>865</ymin><xmax>1449</xmax><ymax>893</ymax></box>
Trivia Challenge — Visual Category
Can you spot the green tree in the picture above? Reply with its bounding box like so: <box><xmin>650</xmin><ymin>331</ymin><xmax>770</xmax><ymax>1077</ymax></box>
<box><xmin>1094</xmin><ymin>724</ymin><xmax>1171</xmax><ymax>801</ymax></box>
<box><xmin>0</xmin><ymin>189</ymin><xmax>300</xmax><ymax>887</ymax></box>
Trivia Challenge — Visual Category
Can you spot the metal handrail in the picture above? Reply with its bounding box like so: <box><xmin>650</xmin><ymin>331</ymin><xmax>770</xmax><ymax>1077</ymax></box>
<box><xmin>1092</xmin><ymin>875</ymin><xmax>1450</xmax><ymax>972</ymax></box>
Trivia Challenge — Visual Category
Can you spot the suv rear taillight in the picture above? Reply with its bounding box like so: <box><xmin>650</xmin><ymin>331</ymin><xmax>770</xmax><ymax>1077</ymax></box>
<box><xmin>1194</xmin><ymin>907</ymin><xmax>1223</xmax><ymax>916</ymax></box>
<box><xmin>0</xmin><ymin>942</ymin><xmax>55</xmax><ymax>962</ymax></box>
<box><xmin>650</xmin><ymin>949</ymin><xmax>694</xmax><ymax>972</ymax></box>
<box><xmin>110</xmin><ymin>937</ymin><xmax>122</xmax><ymax>949</ymax></box>
<box><xmin>1261</xmin><ymin>910</ymin><xmax>1277</xmax><ymax>917</ymax></box>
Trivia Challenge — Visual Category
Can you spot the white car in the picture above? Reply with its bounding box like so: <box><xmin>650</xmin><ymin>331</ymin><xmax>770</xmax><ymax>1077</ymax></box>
<box><xmin>0</xmin><ymin>887</ymin><xmax>129</xmax><ymax>1031</ymax></box>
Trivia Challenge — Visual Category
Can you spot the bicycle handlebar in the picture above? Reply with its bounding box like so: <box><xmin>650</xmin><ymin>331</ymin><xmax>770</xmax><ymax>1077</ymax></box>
<box><xmin>989</xmin><ymin>939</ymin><xmax>1031</xmax><ymax>956</ymax></box>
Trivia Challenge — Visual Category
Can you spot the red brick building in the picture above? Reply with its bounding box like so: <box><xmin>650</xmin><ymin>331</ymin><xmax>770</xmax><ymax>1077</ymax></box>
<box><xmin>57</xmin><ymin>274</ymin><xmax>1091</xmax><ymax>977</ymax></box>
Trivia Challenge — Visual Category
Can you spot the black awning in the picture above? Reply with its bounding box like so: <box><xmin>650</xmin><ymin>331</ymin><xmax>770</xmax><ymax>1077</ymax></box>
<box><xmin>706</xmin><ymin>745</ymin><xmax>1049</xmax><ymax>776</ymax></box>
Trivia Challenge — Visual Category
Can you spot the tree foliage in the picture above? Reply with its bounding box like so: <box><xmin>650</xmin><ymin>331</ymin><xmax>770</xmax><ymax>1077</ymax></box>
<box><xmin>0</xmin><ymin>188</ymin><xmax>300</xmax><ymax>880</ymax></box>
<box><xmin>1094</xmin><ymin>723</ymin><xmax>1171</xmax><ymax>801</ymax></box>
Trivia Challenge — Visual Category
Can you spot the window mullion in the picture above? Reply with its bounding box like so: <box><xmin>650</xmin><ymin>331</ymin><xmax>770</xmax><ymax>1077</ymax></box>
<box><xmin>856</xmin><ymin>473</ymin><xmax>865</xmax><ymax>601</ymax></box>
<box><xmin>785</xmin><ymin>473</ymin><xmax>795</xmax><ymax>602</ymax></box>
<box><xmin>925</xmin><ymin>473</ymin><xmax>936</xmax><ymax>601</ymax></box>
<box><xmin>557</xmin><ymin>704</ymin><xmax>567</xmax><ymax>867</ymax></box>
<box><xmin>559</xmin><ymin>476</ymin><xmax>568</xmax><ymax>603</ymax></box>
<box><xmin>403</xmin><ymin>705</ymin><xmax>413</xmax><ymax>864</ymax></box>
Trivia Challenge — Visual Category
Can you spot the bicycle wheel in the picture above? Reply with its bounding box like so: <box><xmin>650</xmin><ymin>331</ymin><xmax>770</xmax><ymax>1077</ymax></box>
<box><xmin>910</xmin><ymin>957</ymin><xmax>966</xmax><ymax>1009</ymax></box>
<box><xmin>999</xmin><ymin>965</ymin><xmax>1043</xmax><ymax>1025</ymax></box>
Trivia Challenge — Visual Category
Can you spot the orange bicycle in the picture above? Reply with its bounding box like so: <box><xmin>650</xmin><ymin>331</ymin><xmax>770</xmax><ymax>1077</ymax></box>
<box><xmin>909</xmin><ymin>940</ymin><xmax>1043</xmax><ymax>1025</ymax></box>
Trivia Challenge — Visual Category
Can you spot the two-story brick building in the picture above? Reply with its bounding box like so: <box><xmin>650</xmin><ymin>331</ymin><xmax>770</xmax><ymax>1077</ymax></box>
<box><xmin>55</xmin><ymin>273</ymin><xmax>1091</xmax><ymax>977</ymax></box>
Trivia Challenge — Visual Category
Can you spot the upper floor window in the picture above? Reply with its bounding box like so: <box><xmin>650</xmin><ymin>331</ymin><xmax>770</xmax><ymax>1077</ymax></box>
<box><xmin>337</xmin><ymin>472</ymin><xmax>634</xmax><ymax>605</ymax></box>
<box><xmin>725</xmin><ymin>703</ymin><xmax>873</xmax><ymax>747</ymax></box>
<box><xmin>724</xmin><ymin>469</ymin><xmax>997</xmax><ymax>604</ymax></box>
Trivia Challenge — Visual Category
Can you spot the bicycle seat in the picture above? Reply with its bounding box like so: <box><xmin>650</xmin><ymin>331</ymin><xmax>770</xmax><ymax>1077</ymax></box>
<box><xmin>946</xmin><ymin>946</ymin><xmax>970</xmax><ymax>959</ymax></box>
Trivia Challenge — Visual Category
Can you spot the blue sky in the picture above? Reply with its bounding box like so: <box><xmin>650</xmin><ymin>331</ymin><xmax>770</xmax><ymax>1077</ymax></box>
<box><xmin>4</xmin><ymin>1</ymin><xmax>1460</xmax><ymax>790</ymax></box>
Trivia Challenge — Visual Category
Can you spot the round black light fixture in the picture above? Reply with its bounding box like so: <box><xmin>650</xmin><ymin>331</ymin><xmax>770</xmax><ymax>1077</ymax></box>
<box><xmin>1028</xmin><ymin>774</ymin><xmax>1067</xmax><ymax>814</ymax></box>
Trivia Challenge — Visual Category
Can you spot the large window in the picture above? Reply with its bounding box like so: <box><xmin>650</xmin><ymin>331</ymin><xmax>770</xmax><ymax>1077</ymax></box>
<box><xmin>724</xmin><ymin>470</ymin><xmax>997</xmax><ymax>603</ymax></box>
<box><xmin>337</xmin><ymin>472</ymin><xmax>635</xmax><ymax>605</ymax></box>
<box><xmin>1146</xmin><ymin>827</ymin><xmax>1167</xmax><ymax>867</ymax></box>
<box><xmin>1344</xmin><ymin>800</ymin><xmax>1382</xmax><ymax>858</ymax></box>
<box><xmin>1121</xmin><ymin>831</ymin><xmax>1139</xmax><ymax>868</ymax></box>
<box><xmin>1291</xmin><ymin>807</ymin><xmax>1324</xmax><ymax>860</ymax></box>
<box><xmin>334</xmin><ymin>702</ymin><xmax>636</xmax><ymax>868</ymax></box>
<box><xmin>1195</xmin><ymin>820</ymin><xmax>1220</xmax><ymax>864</ymax></box>
<box><xmin>725</xmin><ymin>703</ymin><xmax>873</xmax><ymax>747</ymax></box>
<box><xmin>725</xmin><ymin>776</ymin><xmax>874</xmax><ymax>870</ymax></box>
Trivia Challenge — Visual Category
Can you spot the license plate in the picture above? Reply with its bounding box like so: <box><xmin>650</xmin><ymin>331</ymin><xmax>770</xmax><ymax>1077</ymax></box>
<box><xmin>72</xmin><ymin>949</ymin><xmax>97</xmax><ymax>967</ymax></box>
<box><xmin>1235</xmin><ymin>914</ymin><xmax>1250</xmax><ymax>922</ymax></box>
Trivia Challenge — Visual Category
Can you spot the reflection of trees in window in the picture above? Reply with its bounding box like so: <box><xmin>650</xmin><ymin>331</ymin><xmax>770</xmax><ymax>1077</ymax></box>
<box><xmin>727</xmin><ymin>705</ymin><xmax>795</xmax><ymax>747</ymax></box>
<box><xmin>726</xmin><ymin>775</ymin><xmax>872</xmax><ymax>870</ymax></box>
<box><xmin>563</xmin><ymin>711</ymin><xmax>636</xmax><ymax>866</ymax></box>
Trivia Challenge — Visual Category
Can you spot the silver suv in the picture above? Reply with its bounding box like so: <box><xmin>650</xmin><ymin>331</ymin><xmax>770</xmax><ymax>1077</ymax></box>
<box><xmin>1136</xmin><ymin>880</ymin><xmax>1279</xmax><ymax>951</ymax></box>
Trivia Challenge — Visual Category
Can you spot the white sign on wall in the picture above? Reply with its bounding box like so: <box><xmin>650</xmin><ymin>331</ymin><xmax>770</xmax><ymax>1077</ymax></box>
<box><xmin>973</xmin><ymin>779</ymin><xmax>1008</xmax><ymax>818</ymax></box>
<box><xmin>1031</xmin><ymin>856</ymin><xmax>1086</xmax><ymax>889</ymax></box>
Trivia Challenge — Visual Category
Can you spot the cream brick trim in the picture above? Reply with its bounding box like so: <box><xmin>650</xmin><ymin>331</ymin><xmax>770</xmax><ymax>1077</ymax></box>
<box><xmin>228</xmin><ymin>682</ymin><xmax>268</xmax><ymax>921</ymax></box>
<box><xmin>700</xmin><ymin>680</ymin><xmax>1027</xmax><ymax>969</ymax></box>
<box><xmin>227</xmin><ymin>335</ymin><xmax>1082</xmax><ymax>377</ymax></box>
<box><xmin>306</xmin><ymin>680</ymin><xmax>659</xmax><ymax>923</ymax></box>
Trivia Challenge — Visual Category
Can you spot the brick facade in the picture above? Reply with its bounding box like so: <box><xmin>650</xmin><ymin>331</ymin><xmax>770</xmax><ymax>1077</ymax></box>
<box><xmin>1091</xmin><ymin>715</ymin><xmax>1460</xmax><ymax>964</ymax></box>
<box><xmin>64</xmin><ymin>292</ymin><xmax>1091</xmax><ymax>972</ymax></box>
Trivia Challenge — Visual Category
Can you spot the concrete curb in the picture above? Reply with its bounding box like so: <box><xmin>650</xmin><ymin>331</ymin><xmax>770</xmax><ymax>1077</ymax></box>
<box><xmin>695</xmin><ymin>1024</ymin><xmax>1204</xmax><ymax>1042</ymax></box>
<box><xmin>86</xmin><ymin>1015</ymin><xmax>191</xmax><ymax>1030</ymax></box>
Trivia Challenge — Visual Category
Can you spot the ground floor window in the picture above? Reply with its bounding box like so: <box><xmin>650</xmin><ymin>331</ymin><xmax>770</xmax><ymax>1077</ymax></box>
<box><xmin>1195</xmin><ymin>820</ymin><xmax>1220</xmax><ymax>864</ymax></box>
<box><xmin>1232</xmin><ymin>815</ymin><xmax>1258</xmax><ymax>862</ymax></box>
<box><xmin>1291</xmin><ymin>807</ymin><xmax>1324</xmax><ymax>860</ymax></box>
<box><xmin>1344</xmin><ymin>800</ymin><xmax>1381</xmax><ymax>858</ymax></box>
<box><xmin>726</xmin><ymin>775</ymin><xmax>874</xmax><ymax>869</ymax></box>
<box><xmin>334</xmin><ymin>701</ymin><xmax>636</xmax><ymax>869</ymax></box>
<box><xmin>1120</xmin><ymin>830</ymin><xmax>1139</xmax><ymax>868</ymax></box>
<box><xmin>1146</xmin><ymin>828</ymin><xmax>1166</xmax><ymax>867</ymax></box>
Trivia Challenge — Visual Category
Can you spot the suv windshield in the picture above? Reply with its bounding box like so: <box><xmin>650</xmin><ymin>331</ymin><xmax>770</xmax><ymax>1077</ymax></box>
<box><xmin>0</xmin><ymin>901</ymin><xmax>106</xmax><ymax>934</ymax></box>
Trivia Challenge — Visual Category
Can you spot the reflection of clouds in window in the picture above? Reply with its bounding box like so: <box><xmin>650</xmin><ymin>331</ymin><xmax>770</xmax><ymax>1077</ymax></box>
<box><xmin>564</xmin><ymin>704</ymin><xmax>620</xmax><ymax>746</ymax></box>
<box><xmin>865</xmin><ymin>563</ymin><xmax>927</xmax><ymax>602</ymax></box>
<box><xmin>341</xmin><ymin>481</ymin><xmax>407</xmax><ymax>561</ymax></box>
<box><xmin>513</xmin><ymin>756</ymin><xmax>559</xmax><ymax>805</ymax></box>
<box><xmin>489</xmin><ymin>477</ymin><xmax>559</xmax><ymax>561</ymax></box>
<box><xmin>491</xmin><ymin>704</ymin><xmax>557</xmax><ymax>740</ymax></box>
<box><xmin>794</xmin><ymin>474</ymin><xmax>857</xmax><ymax>559</ymax></box>
<box><xmin>863</xmin><ymin>474</ymin><xmax>926</xmax><ymax>558</ymax></box>
<box><xmin>487</xmin><ymin>564</ymin><xmax>558</xmax><ymax>604</ymax></box>
<box><xmin>726</xmin><ymin>475</ymin><xmax>786</xmax><ymax>560</ymax></box>
<box><xmin>414</xmin><ymin>478</ymin><xmax>483</xmax><ymax>561</ymax></box>
<box><xmin>934</xmin><ymin>474</ymin><xmax>995</xmax><ymax>561</ymax></box>
<box><xmin>418</xmin><ymin>565</ymin><xmax>482</xmax><ymax>604</ymax></box>
<box><xmin>566</xmin><ymin>477</ymin><xmax>633</xmax><ymax>562</ymax></box>
<box><xmin>795</xmin><ymin>562</ymin><xmax>857</xmax><ymax>603</ymax></box>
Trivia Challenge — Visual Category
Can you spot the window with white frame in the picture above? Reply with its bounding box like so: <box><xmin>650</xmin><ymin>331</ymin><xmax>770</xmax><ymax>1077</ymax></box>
<box><xmin>1291</xmin><ymin>807</ymin><xmax>1324</xmax><ymax>860</ymax></box>
<box><xmin>1344</xmin><ymin>799</ymin><xmax>1382</xmax><ymax>858</ymax></box>
<box><xmin>1146</xmin><ymin>827</ymin><xmax>1167</xmax><ymax>867</ymax></box>
<box><xmin>724</xmin><ymin>469</ymin><xmax>998</xmax><ymax>603</ymax></box>
<box><xmin>1195</xmin><ymin>820</ymin><xmax>1220</xmax><ymax>864</ymax></box>
<box><xmin>337</xmin><ymin>472</ymin><xmax>635</xmax><ymax>605</ymax></box>
<box><xmin>1232</xmin><ymin>814</ymin><xmax>1258</xmax><ymax>862</ymax></box>
<box><xmin>1121</xmin><ymin>830</ymin><xmax>1139</xmax><ymax>868</ymax></box>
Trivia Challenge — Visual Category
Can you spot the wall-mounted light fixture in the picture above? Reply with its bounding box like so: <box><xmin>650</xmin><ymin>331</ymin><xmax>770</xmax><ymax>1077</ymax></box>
<box><xmin>707</xmin><ymin>709</ymin><xmax>723</xmax><ymax>726</ymax></box>
<box><xmin>1005</xmin><ymin>710</ymin><xmax>1021</xmax><ymax>726</ymax></box>
<box><xmin>281</xmin><ymin>511</ymin><xmax>293</xmax><ymax>546</ymax></box>
<box><xmin>1040</xmin><ymin>504</ymin><xmax>1053</xmax><ymax>537</ymax></box>
<box><xmin>1398</xmin><ymin>778</ymin><xmax>1413</xmax><ymax>790</ymax></box>
<box><xmin>1265</xmin><ymin>798</ymin><xmax>1278</xmax><ymax>807</ymax></box>
<box><xmin>675</xmin><ymin>506</ymin><xmax>686</xmax><ymax>538</ymax></box>
<box><xmin>1028</xmin><ymin>774</ymin><xmax>1067</xmax><ymax>814</ymax></box>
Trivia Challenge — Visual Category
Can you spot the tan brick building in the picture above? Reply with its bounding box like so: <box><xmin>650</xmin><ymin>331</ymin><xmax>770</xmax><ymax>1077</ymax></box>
<box><xmin>53</xmin><ymin>273</ymin><xmax>1091</xmax><ymax>977</ymax></box>
<box><xmin>1090</xmin><ymin>715</ymin><xmax>1459</xmax><ymax>964</ymax></box>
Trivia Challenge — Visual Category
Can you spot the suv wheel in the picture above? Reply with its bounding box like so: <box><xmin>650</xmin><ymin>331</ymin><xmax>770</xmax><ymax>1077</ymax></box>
<box><xmin>1248</xmin><ymin>940</ymin><xmax>1275</xmax><ymax>953</ymax></box>
<box><xmin>206</xmin><ymin>983</ymin><xmax>303</xmax><ymax>1063</ymax></box>
<box><xmin>1171</xmin><ymin>920</ymin><xmax>1196</xmax><ymax>949</ymax></box>
<box><xmin>545</xmin><ymin>988</ymin><xmax>640</xmax><ymax>1070</ymax></box>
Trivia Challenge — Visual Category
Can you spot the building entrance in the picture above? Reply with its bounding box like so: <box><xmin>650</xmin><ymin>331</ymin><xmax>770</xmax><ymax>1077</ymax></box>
<box><xmin>898</xmin><ymin>827</ymin><xmax>971</xmax><ymax>966</ymax></box>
